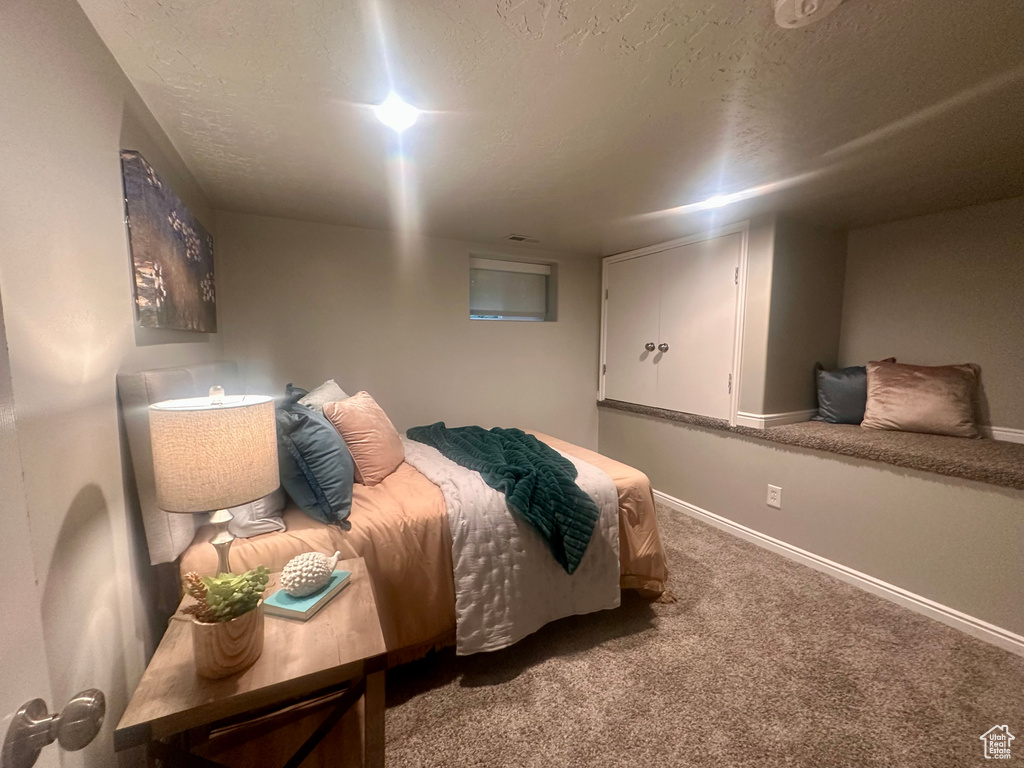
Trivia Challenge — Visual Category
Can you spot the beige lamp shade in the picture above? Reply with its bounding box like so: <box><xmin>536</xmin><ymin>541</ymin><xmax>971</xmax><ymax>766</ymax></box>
<box><xmin>149</xmin><ymin>395</ymin><xmax>279</xmax><ymax>513</ymax></box>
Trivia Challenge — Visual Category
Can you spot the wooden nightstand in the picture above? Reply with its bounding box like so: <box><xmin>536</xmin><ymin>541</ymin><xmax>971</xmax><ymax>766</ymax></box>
<box><xmin>115</xmin><ymin>557</ymin><xmax>386</xmax><ymax>768</ymax></box>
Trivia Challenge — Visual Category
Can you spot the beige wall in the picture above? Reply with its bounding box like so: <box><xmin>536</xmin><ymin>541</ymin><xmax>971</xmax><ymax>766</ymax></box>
<box><xmin>763</xmin><ymin>217</ymin><xmax>847</xmax><ymax>414</ymax></box>
<box><xmin>599</xmin><ymin>408</ymin><xmax>1024</xmax><ymax>636</ymax></box>
<box><xmin>0</xmin><ymin>293</ymin><xmax>58</xmax><ymax>767</ymax></box>
<box><xmin>0</xmin><ymin>0</ymin><xmax>221</xmax><ymax>763</ymax></box>
<box><xmin>840</xmin><ymin>196</ymin><xmax>1024</xmax><ymax>431</ymax></box>
<box><xmin>694</xmin><ymin>213</ymin><xmax>846</xmax><ymax>418</ymax></box>
<box><xmin>735</xmin><ymin>214</ymin><xmax>776</xmax><ymax>416</ymax></box>
<box><xmin>217</xmin><ymin>211</ymin><xmax>602</xmax><ymax>448</ymax></box>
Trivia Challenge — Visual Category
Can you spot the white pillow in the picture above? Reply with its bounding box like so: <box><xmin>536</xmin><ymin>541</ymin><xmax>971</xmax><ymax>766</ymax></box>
<box><xmin>299</xmin><ymin>379</ymin><xmax>350</xmax><ymax>413</ymax></box>
<box><xmin>228</xmin><ymin>488</ymin><xmax>286</xmax><ymax>538</ymax></box>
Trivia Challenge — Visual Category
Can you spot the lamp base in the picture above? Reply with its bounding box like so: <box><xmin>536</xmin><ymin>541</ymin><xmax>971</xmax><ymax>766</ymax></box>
<box><xmin>209</xmin><ymin>509</ymin><xmax>235</xmax><ymax>575</ymax></box>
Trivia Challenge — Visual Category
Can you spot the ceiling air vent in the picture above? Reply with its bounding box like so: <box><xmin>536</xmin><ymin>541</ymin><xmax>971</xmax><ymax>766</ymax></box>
<box><xmin>506</xmin><ymin>234</ymin><xmax>540</xmax><ymax>244</ymax></box>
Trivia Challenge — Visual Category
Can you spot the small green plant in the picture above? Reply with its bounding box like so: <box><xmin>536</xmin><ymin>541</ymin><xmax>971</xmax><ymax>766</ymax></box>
<box><xmin>183</xmin><ymin>566</ymin><xmax>270</xmax><ymax>623</ymax></box>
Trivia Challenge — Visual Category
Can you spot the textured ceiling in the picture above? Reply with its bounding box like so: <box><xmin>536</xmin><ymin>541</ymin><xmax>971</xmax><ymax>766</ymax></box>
<box><xmin>79</xmin><ymin>0</ymin><xmax>1024</xmax><ymax>254</ymax></box>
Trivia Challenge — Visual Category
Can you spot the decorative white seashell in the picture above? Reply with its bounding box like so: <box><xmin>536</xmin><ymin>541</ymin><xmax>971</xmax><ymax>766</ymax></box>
<box><xmin>281</xmin><ymin>550</ymin><xmax>341</xmax><ymax>597</ymax></box>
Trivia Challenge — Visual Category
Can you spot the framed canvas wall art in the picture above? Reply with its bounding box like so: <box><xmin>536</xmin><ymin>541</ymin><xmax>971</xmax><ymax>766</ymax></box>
<box><xmin>121</xmin><ymin>150</ymin><xmax>216</xmax><ymax>332</ymax></box>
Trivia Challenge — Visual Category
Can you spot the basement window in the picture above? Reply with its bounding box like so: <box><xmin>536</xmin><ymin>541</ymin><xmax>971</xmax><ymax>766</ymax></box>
<box><xmin>469</xmin><ymin>257</ymin><xmax>553</xmax><ymax>321</ymax></box>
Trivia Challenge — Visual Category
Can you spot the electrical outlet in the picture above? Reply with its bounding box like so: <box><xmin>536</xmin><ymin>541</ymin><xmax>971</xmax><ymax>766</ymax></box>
<box><xmin>767</xmin><ymin>484</ymin><xmax>782</xmax><ymax>509</ymax></box>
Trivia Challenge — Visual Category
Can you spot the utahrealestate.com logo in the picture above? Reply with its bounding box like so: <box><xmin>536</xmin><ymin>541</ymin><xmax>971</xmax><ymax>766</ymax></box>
<box><xmin>980</xmin><ymin>726</ymin><xmax>1015</xmax><ymax>760</ymax></box>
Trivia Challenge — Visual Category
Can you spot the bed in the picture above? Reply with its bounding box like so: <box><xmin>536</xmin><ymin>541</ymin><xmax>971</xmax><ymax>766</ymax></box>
<box><xmin>119</xmin><ymin>362</ymin><xmax>669</xmax><ymax>667</ymax></box>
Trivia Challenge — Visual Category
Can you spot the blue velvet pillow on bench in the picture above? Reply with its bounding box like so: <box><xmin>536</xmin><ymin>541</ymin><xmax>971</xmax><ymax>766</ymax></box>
<box><xmin>813</xmin><ymin>358</ymin><xmax>895</xmax><ymax>424</ymax></box>
<box><xmin>276</xmin><ymin>385</ymin><xmax>354</xmax><ymax>528</ymax></box>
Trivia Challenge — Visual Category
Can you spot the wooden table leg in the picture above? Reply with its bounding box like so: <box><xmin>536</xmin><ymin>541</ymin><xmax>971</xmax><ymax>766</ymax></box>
<box><xmin>364</xmin><ymin>670</ymin><xmax>385</xmax><ymax>768</ymax></box>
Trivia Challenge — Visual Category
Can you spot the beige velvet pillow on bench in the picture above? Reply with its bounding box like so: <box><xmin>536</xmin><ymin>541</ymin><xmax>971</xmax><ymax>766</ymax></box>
<box><xmin>323</xmin><ymin>391</ymin><xmax>405</xmax><ymax>485</ymax></box>
<box><xmin>862</xmin><ymin>360</ymin><xmax>981</xmax><ymax>439</ymax></box>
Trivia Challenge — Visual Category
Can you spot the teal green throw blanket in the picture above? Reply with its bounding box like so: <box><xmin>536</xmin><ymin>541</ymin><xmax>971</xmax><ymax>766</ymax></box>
<box><xmin>406</xmin><ymin>423</ymin><xmax>600</xmax><ymax>574</ymax></box>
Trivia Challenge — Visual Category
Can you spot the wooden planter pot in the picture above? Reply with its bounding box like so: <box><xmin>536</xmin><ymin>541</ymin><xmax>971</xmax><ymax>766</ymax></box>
<box><xmin>191</xmin><ymin>602</ymin><xmax>265</xmax><ymax>679</ymax></box>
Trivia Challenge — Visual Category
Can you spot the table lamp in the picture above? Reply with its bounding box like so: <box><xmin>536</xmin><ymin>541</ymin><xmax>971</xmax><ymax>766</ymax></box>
<box><xmin>149</xmin><ymin>388</ymin><xmax>278</xmax><ymax>575</ymax></box>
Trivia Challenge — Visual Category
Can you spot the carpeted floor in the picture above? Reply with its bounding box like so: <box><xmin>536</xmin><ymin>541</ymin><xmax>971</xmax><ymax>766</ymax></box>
<box><xmin>384</xmin><ymin>504</ymin><xmax>1024</xmax><ymax>767</ymax></box>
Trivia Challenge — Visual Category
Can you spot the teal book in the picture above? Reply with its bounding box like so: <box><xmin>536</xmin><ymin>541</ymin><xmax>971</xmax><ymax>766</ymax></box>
<box><xmin>264</xmin><ymin>570</ymin><xmax>351</xmax><ymax>621</ymax></box>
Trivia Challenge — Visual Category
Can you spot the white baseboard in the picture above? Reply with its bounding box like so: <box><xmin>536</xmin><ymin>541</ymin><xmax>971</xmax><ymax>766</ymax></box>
<box><xmin>734</xmin><ymin>408</ymin><xmax>818</xmax><ymax>429</ymax></box>
<box><xmin>653</xmin><ymin>489</ymin><xmax>1024</xmax><ymax>657</ymax></box>
<box><xmin>985</xmin><ymin>426</ymin><xmax>1024</xmax><ymax>444</ymax></box>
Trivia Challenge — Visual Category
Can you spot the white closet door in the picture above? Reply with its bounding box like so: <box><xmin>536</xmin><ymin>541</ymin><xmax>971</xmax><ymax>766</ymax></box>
<box><xmin>604</xmin><ymin>254</ymin><xmax>661</xmax><ymax>406</ymax></box>
<box><xmin>655</xmin><ymin>233</ymin><xmax>741</xmax><ymax>419</ymax></box>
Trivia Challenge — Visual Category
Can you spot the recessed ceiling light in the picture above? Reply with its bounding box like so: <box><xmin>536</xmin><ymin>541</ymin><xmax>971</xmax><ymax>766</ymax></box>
<box><xmin>373</xmin><ymin>92</ymin><xmax>421</xmax><ymax>133</ymax></box>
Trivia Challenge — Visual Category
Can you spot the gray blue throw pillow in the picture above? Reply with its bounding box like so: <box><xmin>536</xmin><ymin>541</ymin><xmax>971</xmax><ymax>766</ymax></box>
<box><xmin>813</xmin><ymin>358</ymin><xmax>895</xmax><ymax>424</ymax></box>
<box><xmin>276</xmin><ymin>386</ymin><xmax>354</xmax><ymax>528</ymax></box>
<box><xmin>813</xmin><ymin>364</ymin><xmax>869</xmax><ymax>424</ymax></box>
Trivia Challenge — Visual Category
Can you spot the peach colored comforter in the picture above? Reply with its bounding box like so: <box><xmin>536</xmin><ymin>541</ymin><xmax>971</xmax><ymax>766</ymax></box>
<box><xmin>180</xmin><ymin>433</ymin><xmax>668</xmax><ymax>665</ymax></box>
<box><xmin>530</xmin><ymin>431</ymin><xmax>669</xmax><ymax>593</ymax></box>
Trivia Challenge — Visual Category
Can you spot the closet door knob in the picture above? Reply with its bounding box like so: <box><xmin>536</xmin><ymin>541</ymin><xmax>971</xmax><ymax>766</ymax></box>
<box><xmin>644</xmin><ymin>342</ymin><xmax>656</xmax><ymax>351</ymax></box>
<box><xmin>658</xmin><ymin>343</ymin><xmax>669</xmax><ymax>353</ymax></box>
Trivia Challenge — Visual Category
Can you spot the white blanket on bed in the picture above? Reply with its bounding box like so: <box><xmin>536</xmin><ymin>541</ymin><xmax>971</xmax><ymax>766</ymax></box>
<box><xmin>401</xmin><ymin>437</ymin><xmax>621</xmax><ymax>655</ymax></box>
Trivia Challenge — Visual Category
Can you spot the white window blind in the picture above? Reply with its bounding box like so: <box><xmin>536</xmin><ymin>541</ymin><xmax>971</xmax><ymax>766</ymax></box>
<box><xmin>469</xmin><ymin>257</ymin><xmax>551</xmax><ymax>321</ymax></box>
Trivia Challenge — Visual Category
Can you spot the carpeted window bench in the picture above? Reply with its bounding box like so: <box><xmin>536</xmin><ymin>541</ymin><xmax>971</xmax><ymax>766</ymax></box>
<box><xmin>597</xmin><ymin>399</ymin><xmax>1024</xmax><ymax>492</ymax></box>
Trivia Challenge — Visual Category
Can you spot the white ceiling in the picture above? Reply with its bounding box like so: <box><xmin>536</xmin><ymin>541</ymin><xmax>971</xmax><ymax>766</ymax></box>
<box><xmin>79</xmin><ymin>0</ymin><xmax>1024</xmax><ymax>255</ymax></box>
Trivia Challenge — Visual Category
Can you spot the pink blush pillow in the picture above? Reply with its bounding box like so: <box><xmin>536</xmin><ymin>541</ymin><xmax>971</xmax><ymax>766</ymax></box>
<box><xmin>323</xmin><ymin>392</ymin><xmax>404</xmax><ymax>486</ymax></box>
